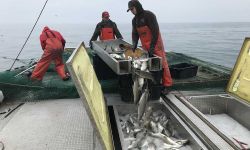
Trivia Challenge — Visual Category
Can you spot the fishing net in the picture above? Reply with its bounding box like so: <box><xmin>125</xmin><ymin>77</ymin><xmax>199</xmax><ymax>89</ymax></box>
<box><xmin>0</xmin><ymin>48</ymin><xmax>119</xmax><ymax>101</ymax></box>
<box><xmin>0</xmin><ymin>49</ymin><xmax>231</xmax><ymax>101</ymax></box>
<box><xmin>166</xmin><ymin>52</ymin><xmax>231</xmax><ymax>90</ymax></box>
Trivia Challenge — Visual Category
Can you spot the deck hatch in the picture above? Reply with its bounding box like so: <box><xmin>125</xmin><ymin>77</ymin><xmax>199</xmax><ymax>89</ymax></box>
<box><xmin>227</xmin><ymin>38</ymin><xmax>250</xmax><ymax>103</ymax></box>
<box><xmin>66</xmin><ymin>42</ymin><xmax>114</xmax><ymax>150</ymax></box>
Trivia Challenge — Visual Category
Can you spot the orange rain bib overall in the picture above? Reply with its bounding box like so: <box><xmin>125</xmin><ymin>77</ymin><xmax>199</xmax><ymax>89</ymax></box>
<box><xmin>100</xmin><ymin>27</ymin><xmax>115</xmax><ymax>40</ymax></box>
<box><xmin>137</xmin><ymin>26</ymin><xmax>173</xmax><ymax>87</ymax></box>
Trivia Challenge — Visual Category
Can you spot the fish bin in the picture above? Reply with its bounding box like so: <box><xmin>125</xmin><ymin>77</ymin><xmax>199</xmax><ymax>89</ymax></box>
<box><xmin>181</xmin><ymin>38</ymin><xmax>250</xmax><ymax>149</ymax></box>
<box><xmin>110</xmin><ymin>101</ymin><xmax>208</xmax><ymax>150</ymax></box>
<box><xmin>184</xmin><ymin>94</ymin><xmax>250</xmax><ymax>149</ymax></box>
<box><xmin>169</xmin><ymin>63</ymin><xmax>198</xmax><ymax>79</ymax></box>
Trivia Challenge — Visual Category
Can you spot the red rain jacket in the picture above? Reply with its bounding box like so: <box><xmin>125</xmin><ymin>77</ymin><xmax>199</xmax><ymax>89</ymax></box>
<box><xmin>40</xmin><ymin>27</ymin><xmax>66</xmax><ymax>50</ymax></box>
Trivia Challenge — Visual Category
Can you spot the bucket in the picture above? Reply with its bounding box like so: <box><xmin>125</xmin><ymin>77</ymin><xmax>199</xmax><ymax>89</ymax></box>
<box><xmin>118</xmin><ymin>86</ymin><xmax>133</xmax><ymax>102</ymax></box>
<box><xmin>93</xmin><ymin>55</ymin><xmax>117</xmax><ymax>80</ymax></box>
<box><xmin>149</xmin><ymin>84</ymin><xmax>163</xmax><ymax>100</ymax></box>
<box><xmin>118</xmin><ymin>74</ymin><xmax>133</xmax><ymax>88</ymax></box>
<box><xmin>170</xmin><ymin>63</ymin><xmax>198</xmax><ymax>79</ymax></box>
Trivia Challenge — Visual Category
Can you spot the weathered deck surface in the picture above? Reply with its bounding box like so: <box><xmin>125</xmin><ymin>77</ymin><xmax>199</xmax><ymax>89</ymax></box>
<box><xmin>0</xmin><ymin>98</ymin><xmax>102</xmax><ymax>150</ymax></box>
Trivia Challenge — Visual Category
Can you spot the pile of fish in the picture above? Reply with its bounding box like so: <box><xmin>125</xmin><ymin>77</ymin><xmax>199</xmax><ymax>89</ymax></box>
<box><xmin>109</xmin><ymin>44</ymin><xmax>147</xmax><ymax>60</ymax></box>
<box><xmin>110</xmin><ymin>53</ymin><xmax>126</xmax><ymax>60</ymax></box>
<box><xmin>119</xmin><ymin>108</ymin><xmax>189</xmax><ymax>150</ymax></box>
<box><xmin>109</xmin><ymin>43</ymin><xmax>157</xmax><ymax>122</ymax></box>
<box><xmin>132</xmin><ymin>58</ymin><xmax>156</xmax><ymax>120</ymax></box>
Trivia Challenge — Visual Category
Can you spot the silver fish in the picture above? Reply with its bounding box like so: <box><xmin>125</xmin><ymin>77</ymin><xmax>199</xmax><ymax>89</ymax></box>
<box><xmin>134</xmin><ymin>70</ymin><xmax>156</xmax><ymax>83</ymax></box>
<box><xmin>140</xmin><ymin>61</ymin><xmax>147</xmax><ymax>71</ymax></box>
<box><xmin>128</xmin><ymin>132</ymin><xmax>146</xmax><ymax>149</ymax></box>
<box><xmin>141</xmin><ymin>140</ymin><xmax>157</xmax><ymax>150</ymax></box>
<box><xmin>154</xmin><ymin>116</ymin><xmax>160</xmax><ymax>122</ymax></box>
<box><xmin>157</xmin><ymin>122</ymin><xmax>164</xmax><ymax>133</ymax></box>
<box><xmin>175</xmin><ymin>139</ymin><xmax>189</xmax><ymax>145</ymax></box>
<box><xmin>147</xmin><ymin>143</ymin><xmax>156</xmax><ymax>150</ymax></box>
<box><xmin>126</xmin><ymin>126</ymin><xmax>130</xmax><ymax>134</ymax></box>
<box><xmin>133</xmin><ymin>128</ymin><xmax>143</xmax><ymax>134</ymax></box>
<box><xmin>138</xmin><ymin>77</ymin><xmax>144</xmax><ymax>90</ymax></box>
<box><xmin>162</xmin><ymin>128</ymin><xmax>171</xmax><ymax>137</ymax></box>
<box><xmin>133</xmin><ymin>77</ymin><xmax>140</xmax><ymax>104</ymax></box>
<box><xmin>138</xmin><ymin>89</ymin><xmax>149</xmax><ymax>120</ymax></box>
<box><xmin>159</xmin><ymin>143</ymin><xmax>182</xmax><ymax>149</ymax></box>
<box><xmin>149</xmin><ymin>132</ymin><xmax>181</xmax><ymax>146</ymax></box>
<box><xmin>132</xmin><ymin>60</ymin><xmax>142</xmax><ymax>69</ymax></box>
<box><xmin>150</xmin><ymin>121</ymin><xmax>158</xmax><ymax>133</ymax></box>
<box><xmin>144</xmin><ymin>106</ymin><xmax>153</xmax><ymax>122</ymax></box>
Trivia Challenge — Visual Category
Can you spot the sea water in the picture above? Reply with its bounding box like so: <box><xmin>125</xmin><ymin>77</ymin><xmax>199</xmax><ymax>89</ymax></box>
<box><xmin>1</xmin><ymin>22</ymin><xmax>250</xmax><ymax>71</ymax></box>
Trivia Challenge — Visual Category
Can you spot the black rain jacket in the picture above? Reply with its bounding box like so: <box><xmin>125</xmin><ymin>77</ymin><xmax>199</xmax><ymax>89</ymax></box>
<box><xmin>131</xmin><ymin>1</ymin><xmax>160</xmax><ymax>50</ymax></box>
<box><xmin>90</xmin><ymin>19</ymin><xmax>123</xmax><ymax>42</ymax></box>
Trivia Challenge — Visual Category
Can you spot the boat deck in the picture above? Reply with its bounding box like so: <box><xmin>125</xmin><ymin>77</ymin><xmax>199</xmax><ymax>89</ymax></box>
<box><xmin>0</xmin><ymin>98</ymin><xmax>102</xmax><ymax>150</ymax></box>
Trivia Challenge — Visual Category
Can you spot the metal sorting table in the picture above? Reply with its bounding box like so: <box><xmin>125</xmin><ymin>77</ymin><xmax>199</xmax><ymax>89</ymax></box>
<box><xmin>92</xmin><ymin>39</ymin><xmax>162</xmax><ymax>75</ymax></box>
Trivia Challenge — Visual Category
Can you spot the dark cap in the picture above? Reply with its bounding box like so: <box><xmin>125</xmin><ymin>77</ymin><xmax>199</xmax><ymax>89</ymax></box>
<box><xmin>102</xmin><ymin>11</ymin><xmax>110</xmax><ymax>18</ymax></box>
<box><xmin>127</xmin><ymin>0</ymin><xmax>137</xmax><ymax>12</ymax></box>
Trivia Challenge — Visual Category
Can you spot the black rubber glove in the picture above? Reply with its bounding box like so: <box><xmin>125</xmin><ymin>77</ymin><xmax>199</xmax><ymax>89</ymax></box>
<box><xmin>89</xmin><ymin>41</ymin><xmax>93</xmax><ymax>49</ymax></box>
<box><xmin>148</xmin><ymin>47</ymin><xmax>154</xmax><ymax>57</ymax></box>
<box><xmin>132</xmin><ymin>45</ymin><xmax>137</xmax><ymax>52</ymax></box>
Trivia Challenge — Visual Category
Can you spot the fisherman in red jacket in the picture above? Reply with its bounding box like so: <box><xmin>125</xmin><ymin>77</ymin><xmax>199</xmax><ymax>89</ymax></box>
<box><xmin>127</xmin><ymin>0</ymin><xmax>173</xmax><ymax>94</ymax></box>
<box><xmin>89</xmin><ymin>11</ymin><xmax>123</xmax><ymax>49</ymax></box>
<box><xmin>31</xmin><ymin>26</ymin><xmax>70</xmax><ymax>81</ymax></box>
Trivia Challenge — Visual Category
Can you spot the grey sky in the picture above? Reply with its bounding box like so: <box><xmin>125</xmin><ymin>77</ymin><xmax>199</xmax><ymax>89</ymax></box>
<box><xmin>1</xmin><ymin>0</ymin><xmax>250</xmax><ymax>24</ymax></box>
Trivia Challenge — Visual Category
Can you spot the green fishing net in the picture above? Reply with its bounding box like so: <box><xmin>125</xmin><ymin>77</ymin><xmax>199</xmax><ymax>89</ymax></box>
<box><xmin>0</xmin><ymin>48</ymin><xmax>231</xmax><ymax>101</ymax></box>
<box><xmin>0</xmin><ymin>48</ymin><xmax>119</xmax><ymax>101</ymax></box>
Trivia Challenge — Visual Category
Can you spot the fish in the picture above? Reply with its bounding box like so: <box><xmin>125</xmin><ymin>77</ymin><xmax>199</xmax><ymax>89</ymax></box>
<box><xmin>138</xmin><ymin>89</ymin><xmax>149</xmax><ymax>120</ymax></box>
<box><xmin>134</xmin><ymin>70</ymin><xmax>156</xmax><ymax>83</ymax></box>
<box><xmin>157</xmin><ymin>122</ymin><xmax>164</xmax><ymax>133</ymax></box>
<box><xmin>175</xmin><ymin>139</ymin><xmax>189</xmax><ymax>145</ymax></box>
<box><xmin>110</xmin><ymin>53</ymin><xmax>123</xmax><ymax>59</ymax></box>
<box><xmin>128</xmin><ymin>132</ymin><xmax>146</xmax><ymax>149</ymax></box>
<box><xmin>120</xmin><ymin>109</ymin><xmax>190</xmax><ymax>150</ymax></box>
<box><xmin>149</xmin><ymin>132</ymin><xmax>188</xmax><ymax>148</ymax></box>
<box><xmin>141</xmin><ymin>140</ymin><xmax>157</xmax><ymax>150</ymax></box>
<box><xmin>144</xmin><ymin>106</ymin><xmax>153</xmax><ymax>122</ymax></box>
<box><xmin>132</xmin><ymin>60</ymin><xmax>142</xmax><ymax>69</ymax></box>
<box><xmin>138</xmin><ymin>77</ymin><xmax>144</xmax><ymax>90</ymax></box>
<box><xmin>124</xmin><ymin>137</ymin><xmax>136</xmax><ymax>142</ymax></box>
<box><xmin>159</xmin><ymin>143</ymin><xmax>182</xmax><ymax>149</ymax></box>
<box><xmin>147</xmin><ymin>143</ymin><xmax>157</xmax><ymax>150</ymax></box>
<box><xmin>140</xmin><ymin>61</ymin><xmax>147</xmax><ymax>71</ymax></box>
<box><xmin>150</xmin><ymin>121</ymin><xmax>158</xmax><ymax>133</ymax></box>
<box><xmin>162</xmin><ymin>128</ymin><xmax>171</xmax><ymax>137</ymax></box>
<box><xmin>150</xmin><ymin>137</ymin><xmax>181</xmax><ymax>149</ymax></box>
<box><xmin>133</xmin><ymin>77</ymin><xmax>140</xmax><ymax>104</ymax></box>
<box><xmin>126</xmin><ymin>126</ymin><xmax>130</xmax><ymax>134</ymax></box>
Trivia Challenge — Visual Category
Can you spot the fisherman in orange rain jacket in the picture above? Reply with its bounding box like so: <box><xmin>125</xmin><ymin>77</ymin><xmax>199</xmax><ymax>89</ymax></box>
<box><xmin>31</xmin><ymin>26</ymin><xmax>70</xmax><ymax>81</ymax></box>
<box><xmin>89</xmin><ymin>11</ymin><xmax>123</xmax><ymax>49</ymax></box>
<box><xmin>127</xmin><ymin>0</ymin><xmax>173</xmax><ymax>94</ymax></box>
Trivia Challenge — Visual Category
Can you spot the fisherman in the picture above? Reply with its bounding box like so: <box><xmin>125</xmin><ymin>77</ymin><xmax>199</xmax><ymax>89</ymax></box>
<box><xmin>127</xmin><ymin>0</ymin><xmax>173</xmax><ymax>94</ymax></box>
<box><xmin>89</xmin><ymin>11</ymin><xmax>123</xmax><ymax>49</ymax></box>
<box><xmin>31</xmin><ymin>26</ymin><xmax>70</xmax><ymax>81</ymax></box>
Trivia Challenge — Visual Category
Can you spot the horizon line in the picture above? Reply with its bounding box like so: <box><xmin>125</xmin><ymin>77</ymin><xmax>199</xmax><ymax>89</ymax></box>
<box><xmin>1</xmin><ymin>21</ymin><xmax>250</xmax><ymax>25</ymax></box>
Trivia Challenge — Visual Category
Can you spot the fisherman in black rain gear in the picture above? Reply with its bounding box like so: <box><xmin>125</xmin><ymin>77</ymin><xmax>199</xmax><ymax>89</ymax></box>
<box><xmin>127</xmin><ymin>0</ymin><xmax>173</xmax><ymax>94</ymax></box>
<box><xmin>89</xmin><ymin>11</ymin><xmax>123</xmax><ymax>49</ymax></box>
